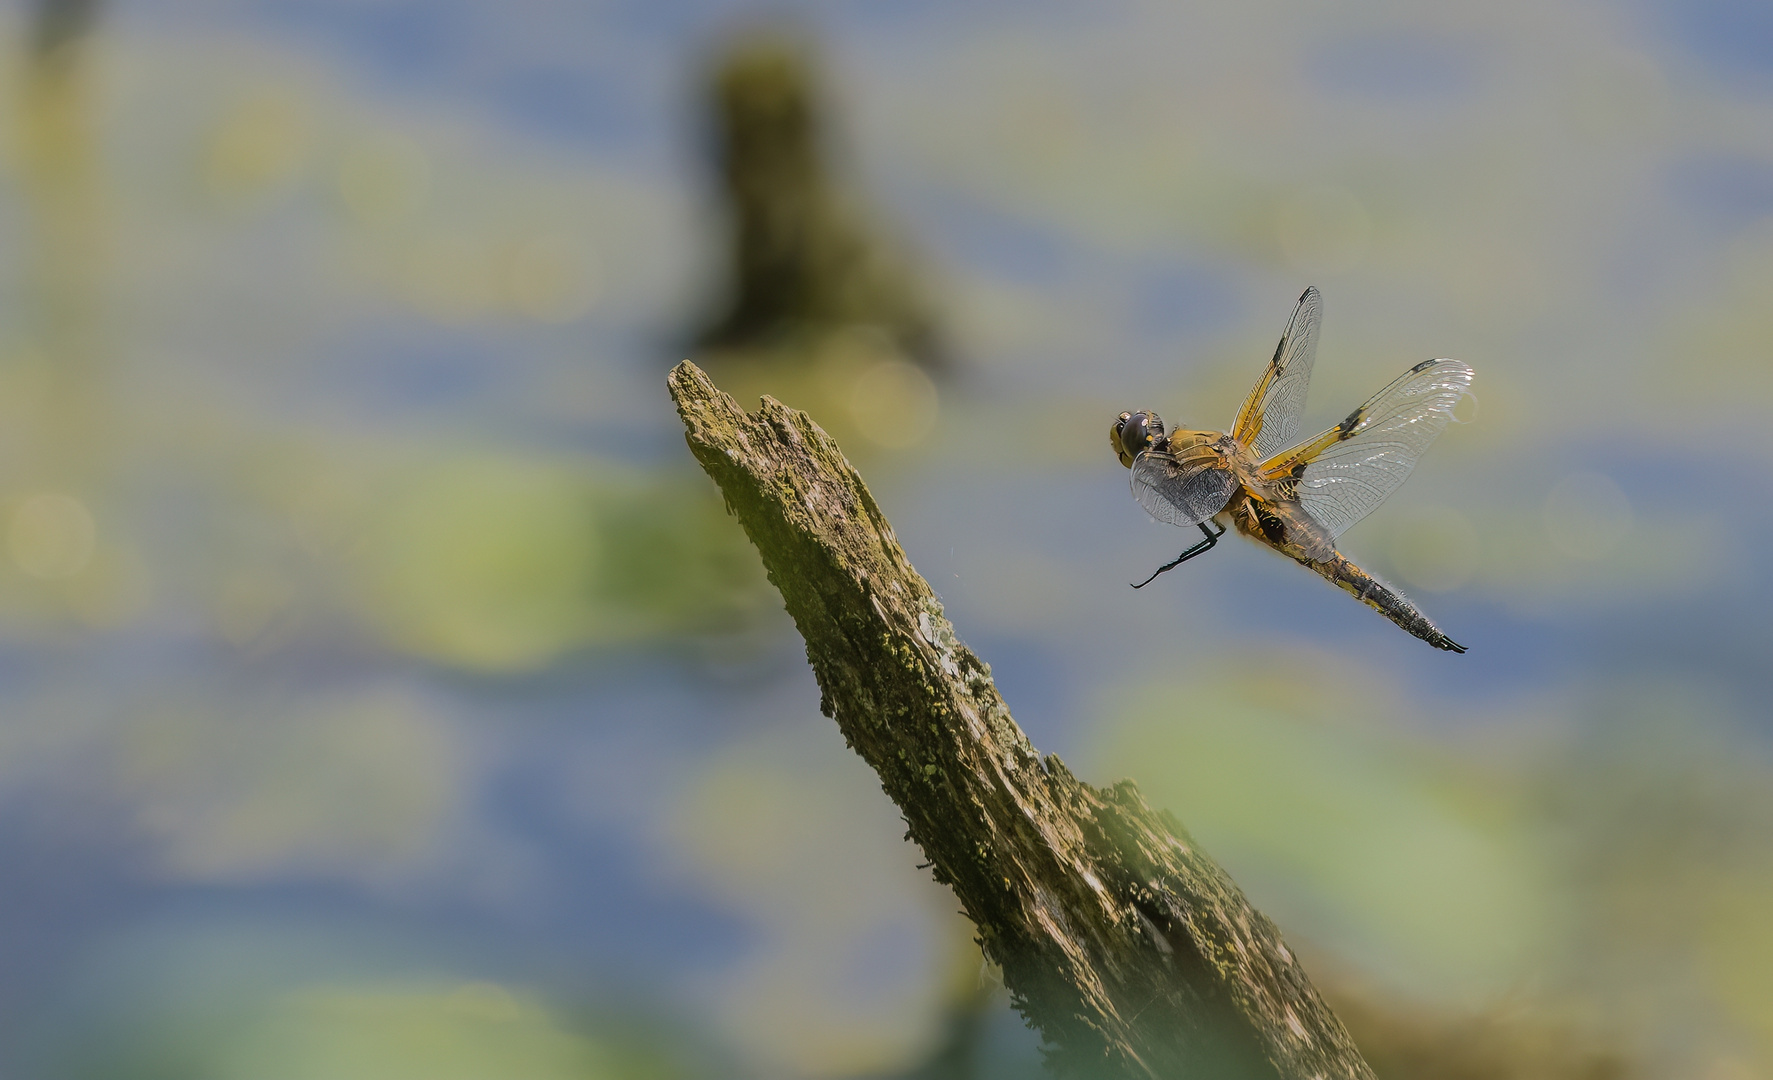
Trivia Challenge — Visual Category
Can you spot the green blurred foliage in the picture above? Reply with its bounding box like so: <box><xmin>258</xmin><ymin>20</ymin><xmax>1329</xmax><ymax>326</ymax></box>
<box><xmin>1093</xmin><ymin>657</ymin><xmax>1552</xmax><ymax>995</ymax></box>
<box><xmin>1093</xmin><ymin>658</ymin><xmax>1773</xmax><ymax>1075</ymax></box>
<box><xmin>1331</xmin><ymin>988</ymin><xmax>1633</xmax><ymax>1080</ymax></box>
<box><xmin>63</xmin><ymin>980</ymin><xmax>690</xmax><ymax>1080</ymax></box>
<box><xmin>352</xmin><ymin>454</ymin><xmax>770</xmax><ymax>671</ymax></box>
<box><xmin>664</xmin><ymin>720</ymin><xmax>971</xmax><ymax>1076</ymax></box>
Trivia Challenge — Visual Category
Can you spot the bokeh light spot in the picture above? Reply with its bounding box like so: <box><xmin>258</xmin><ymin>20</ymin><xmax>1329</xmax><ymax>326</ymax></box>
<box><xmin>211</xmin><ymin>982</ymin><xmax>603</xmax><ymax>1080</ymax></box>
<box><xmin>668</xmin><ymin>727</ymin><xmax>956</xmax><ymax>1075</ymax></box>
<box><xmin>1388</xmin><ymin>505</ymin><xmax>1480</xmax><ymax>592</ymax></box>
<box><xmin>849</xmin><ymin>360</ymin><xmax>939</xmax><ymax>449</ymax></box>
<box><xmin>122</xmin><ymin>690</ymin><xmax>459</xmax><ymax>884</ymax></box>
<box><xmin>402</xmin><ymin>235</ymin><xmax>498</xmax><ymax>323</ymax></box>
<box><xmin>506</xmin><ymin>234</ymin><xmax>596</xmax><ymax>323</ymax></box>
<box><xmin>204</xmin><ymin>90</ymin><xmax>311</xmax><ymax>205</ymax></box>
<box><xmin>337</xmin><ymin>134</ymin><xmax>430</xmax><ymax>226</ymax></box>
<box><xmin>66</xmin><ymin>543</ymin><xmax>153</xmax><ymax>627</ymax></box>
<box><xmin>356</xmin><ymin>456</ymin><xmax>598</xmax><ymax>671</ymax></box>
<box><xmin>9</xmin><ymin>492</ymin><xmax>96</xmax><ymax>579</ymax></box>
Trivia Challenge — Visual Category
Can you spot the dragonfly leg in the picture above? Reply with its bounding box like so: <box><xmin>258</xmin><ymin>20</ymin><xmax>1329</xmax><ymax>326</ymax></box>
<box><xmin>1131</xmin><ymin>521</ymin><xmax>1226</xmax><ymax>589</ymax></box>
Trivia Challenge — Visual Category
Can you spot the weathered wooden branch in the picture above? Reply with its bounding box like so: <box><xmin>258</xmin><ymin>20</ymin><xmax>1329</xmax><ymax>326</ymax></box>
<box><xmin>668</xmin><ymin>361</ymin><xmax>1374</xmax><ymax>1080</ymax></box>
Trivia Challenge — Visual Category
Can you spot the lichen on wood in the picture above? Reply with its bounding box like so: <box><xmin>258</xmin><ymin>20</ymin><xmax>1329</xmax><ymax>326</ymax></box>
<box><xmin>668</xmin><ymin>360</ymin><xmax>1374</xmax><ymax>1080</ymax></box>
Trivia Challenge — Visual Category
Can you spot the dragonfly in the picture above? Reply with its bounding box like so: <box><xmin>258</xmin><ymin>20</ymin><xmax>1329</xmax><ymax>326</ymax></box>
<box><xmin>1110</xmin><ymin>287</ymin><xmax>1473</xmax><ymax>652</ymax></box>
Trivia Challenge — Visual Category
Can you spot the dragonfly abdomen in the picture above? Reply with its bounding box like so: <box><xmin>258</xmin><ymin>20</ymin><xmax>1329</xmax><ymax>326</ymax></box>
<box><xmin>1311</xmin><ymin>554</ymin><xmax>1466</xmax><ymax>653</ymax></box>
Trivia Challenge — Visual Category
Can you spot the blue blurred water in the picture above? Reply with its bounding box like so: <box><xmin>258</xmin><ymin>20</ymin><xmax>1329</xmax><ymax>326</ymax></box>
<box><xmin>3</xmin><ymin>0</ymin><xmax>1773</xmax><ymax>1075</ymax></box>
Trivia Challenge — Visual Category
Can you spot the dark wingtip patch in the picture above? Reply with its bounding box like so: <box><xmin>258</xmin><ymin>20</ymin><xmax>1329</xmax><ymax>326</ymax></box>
<box><xmin>1410</xmin><ymin>358</ymin><xmax>1438</xmax><ymax>374</ymax></box>
<box><xmin>1337</xmin><ymin>407</ymin><xmax>1364</xmax><ymax>438</ymax></box>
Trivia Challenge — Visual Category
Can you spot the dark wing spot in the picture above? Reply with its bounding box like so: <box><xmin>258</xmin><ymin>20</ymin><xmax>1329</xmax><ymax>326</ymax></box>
<box><xmin>1290</xmin><ymin>460</ymin><xmax>1307</xmax><ymax>480</ymax></box>
<box><xmin>1269</xmin><ymin>337</ymin><xmax>1286</xmax><ymax>367</ymax></box>
<box><xmin>1410</xmin><ymin>358</ymin><xmax>1437</xmax><ymax>373</ymax></box>
<box><xmin>1337</xmin><ymin>407</ymin><xmax>1364</xmax><ymax>438</ymax></box>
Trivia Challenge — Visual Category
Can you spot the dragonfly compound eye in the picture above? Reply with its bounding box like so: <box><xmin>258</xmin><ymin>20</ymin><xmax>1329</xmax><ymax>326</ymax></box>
<box><xmin>1118</xmin><ymin>411</ymin><xmax>1162</xmax><ymax>458</ymax></box>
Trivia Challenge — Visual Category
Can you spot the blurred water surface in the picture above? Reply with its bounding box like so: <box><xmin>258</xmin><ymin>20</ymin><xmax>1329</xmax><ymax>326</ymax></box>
<box><xmin>1</xmin><ymin>1</ymin><xmax>1772</xmax><ymax>1077</ymax></box>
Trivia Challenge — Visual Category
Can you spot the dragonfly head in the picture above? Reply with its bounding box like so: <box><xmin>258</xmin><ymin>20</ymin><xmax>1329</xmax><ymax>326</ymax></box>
<box><xmin>1111</xmin><ymin>410</ymin><xmax>1164</xmax><ymax>468</ymax></box>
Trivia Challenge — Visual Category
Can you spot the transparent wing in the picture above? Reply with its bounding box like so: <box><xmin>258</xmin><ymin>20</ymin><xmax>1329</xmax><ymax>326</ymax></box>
<box><xmin>1130</xmin><ymin>450</ymin><xmax>1238</xmax><ymax>528</ymax></box>
<box><xmin>1231</xmin><ymin>286</ymin><xmax>1323</xmax><ymax>461</ymax></box>
<box><xmin>1262</xmin><ymin>359</ymin><xmax>1474</xmax><ymax>538</ymax></box>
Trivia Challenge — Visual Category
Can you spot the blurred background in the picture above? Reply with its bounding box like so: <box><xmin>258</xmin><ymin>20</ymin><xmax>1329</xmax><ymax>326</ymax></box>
<box><xmin>0</xmin><ymin>0</ymin><xmax>1770</xmax><ymax>1077</ymax></box>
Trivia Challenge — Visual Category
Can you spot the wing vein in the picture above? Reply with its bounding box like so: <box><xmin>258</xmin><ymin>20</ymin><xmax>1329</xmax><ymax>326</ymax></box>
<box><xmin>1270</xmin><ymin>359</ymin><xmax>1473</xmax><ymax>538</ymax></box>
<box><xmin>1232</xmin><ymin>287</ymin><xmax>1323</xmax><ymax>460</ymax></box>
<box><xmin>1130</xmin><ymin>449</ymin><xmax>1237</xmax><ymax>528</ymax></box>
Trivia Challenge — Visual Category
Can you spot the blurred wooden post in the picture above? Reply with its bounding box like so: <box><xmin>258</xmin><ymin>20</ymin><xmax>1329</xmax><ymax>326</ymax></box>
<box><xmin>668</xmin><ymin>360</ymin><xmax>1374</xmax><ymax>1080</ymax></box>
<box><xmin>32</xmin><ymin>0</ymin><xmax>102</xmax><ymax>57</ymax></box>
<box><xmin>20</xmin><ymin>0</ymin><xmax>108</xmax><ymax>487</ymax></box>
<box><xmin>691</xmin><ymin>34</ymin><xmax>943</xmax><ymax>369</ymax></box>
